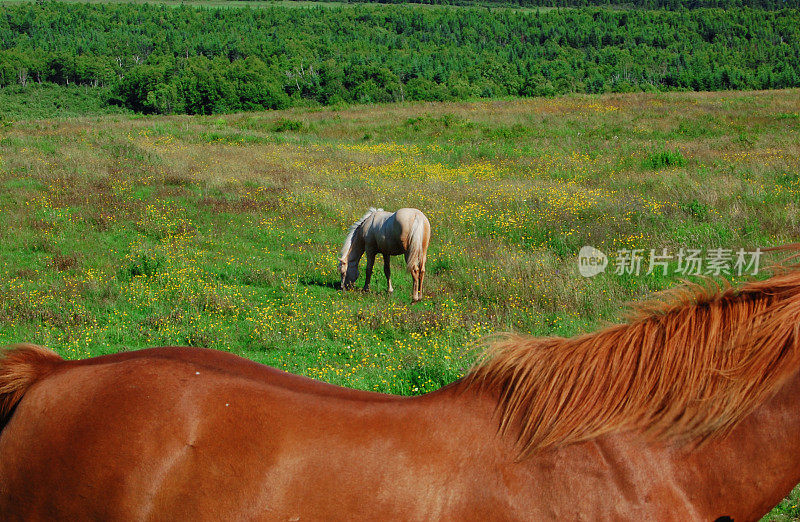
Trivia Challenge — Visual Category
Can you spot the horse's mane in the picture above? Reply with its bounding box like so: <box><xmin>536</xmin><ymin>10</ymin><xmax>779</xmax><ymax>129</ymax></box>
<box><xmin>467</xmin><ymin>268</ymin><xmax>800</xmax><ymax>458</ymax></box>
<box><xmin>339</xmin><ymin>207</ymin><xmax>383</xmax><ymax>260</ymax></box>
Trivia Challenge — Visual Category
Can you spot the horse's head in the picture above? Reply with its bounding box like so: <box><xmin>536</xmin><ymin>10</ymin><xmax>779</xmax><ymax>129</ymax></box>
<box><xmin>339</xmin><ymin>256</ymin><xmax>360</xmax><ymax>290</ymax></box>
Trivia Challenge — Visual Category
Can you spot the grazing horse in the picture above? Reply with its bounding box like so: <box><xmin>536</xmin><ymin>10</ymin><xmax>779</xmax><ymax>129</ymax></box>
<box><xmin>2</xmin><ymin>270</ymin><xmax>800</xmax><ymax>520</ymax></box>
<box><xmin>338</xmin><ymin>207</ymin><xmax>430</xmax><ymax>302</ymax></box>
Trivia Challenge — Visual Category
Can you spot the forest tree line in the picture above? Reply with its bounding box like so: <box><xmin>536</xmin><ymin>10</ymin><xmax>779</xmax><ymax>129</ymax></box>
<box><xmin>341</xmin><ymin>0</ymin><xmax>799</xmax><ymax>9</ymax></box>
<box><xmin>0</xmin><ymin>2</ymin><xmax>798</xmax><ymax>114</ymax></box>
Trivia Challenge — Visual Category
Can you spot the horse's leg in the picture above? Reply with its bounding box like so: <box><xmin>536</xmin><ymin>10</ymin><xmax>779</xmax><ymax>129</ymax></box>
<box><xmin>411</xmin><ymin>266</ymin><xmax>421</xmax><ymax>302</ymax></box>
<box><xmin>419</xmin><ymin>256</ymin><xmax>426</xmax><ymax>298</ymax></box>
<box><xmin>363</xmin><ymin>251</ymin><xmax>375</xmax><ymax>292</ymax></box>
<box><xmin>384</xmin><ymin>254</ymin><xmax>393</xmax><ymax>293</ymax></box>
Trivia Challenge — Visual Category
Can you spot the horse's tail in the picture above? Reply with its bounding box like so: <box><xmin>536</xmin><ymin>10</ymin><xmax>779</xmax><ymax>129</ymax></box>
<box><xmin>406</xmin><ymin>212</ymin><xmax>428</xmax><ymax>271</ymax></box>
<box><xmin>0</xmin><ymin>344</ymin><xmax>63</xmax><ymax>427</ymax></box>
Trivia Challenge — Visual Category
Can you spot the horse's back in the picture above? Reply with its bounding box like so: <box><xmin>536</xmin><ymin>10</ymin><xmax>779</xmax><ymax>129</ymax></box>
<box><xmin>361</xmin><ymin>210</ymin><xmax>403</xmax><ymax>254</ymax></box>
<box><xmin>0</xmin><ymin>347</ymin><xmax>488</xmax><ymax>520</ymax></box>
<box><xmin>363</xmin><ymin>208</ymin><xmax>429</xmax><ymax>255</ymax></box>
<box><xmin>0</xmin><ymin>346</ymin><xmax>703</xmax><ymax>520</ymax></box>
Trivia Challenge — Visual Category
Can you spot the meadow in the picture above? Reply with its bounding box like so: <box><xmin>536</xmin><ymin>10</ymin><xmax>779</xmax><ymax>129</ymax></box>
<box><xmin>0</xmin><ymin>88</ymin><xmax>798</xmax><ymax>517</ymax></box>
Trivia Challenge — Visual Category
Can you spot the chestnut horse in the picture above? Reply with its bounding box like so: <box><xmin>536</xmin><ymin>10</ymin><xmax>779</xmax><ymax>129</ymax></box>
<box><xmin>2</xmin><ymin>270</ymin><xmax>800</xmax><ymax>519</ymax></box>
<box><xmin>338</xmin><ymin>207</ymin><xmax>430</xmax><ymax>302</ymax></box>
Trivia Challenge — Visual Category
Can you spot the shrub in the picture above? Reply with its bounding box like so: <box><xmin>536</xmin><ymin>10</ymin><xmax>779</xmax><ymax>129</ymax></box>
<box><xmin>643</xmin><ymin>148</ymin><xmax>686</xmax><ymax>169</ymax></box>
<box><xmin>273</xmin><ymin>119</ymin><xmax>304</xmax><ymax>132</ymax></box>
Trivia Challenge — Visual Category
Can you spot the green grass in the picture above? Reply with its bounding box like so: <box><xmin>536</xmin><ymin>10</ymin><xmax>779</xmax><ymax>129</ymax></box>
<box><xmin>765</xmin><ymin>485</ymin><xmax>800</xmax><ymax>521</ymax></box>
<box><xmin>0</xmin><ymin>89</ymin><xmax>798</xmax><ymax>517</ymax></box>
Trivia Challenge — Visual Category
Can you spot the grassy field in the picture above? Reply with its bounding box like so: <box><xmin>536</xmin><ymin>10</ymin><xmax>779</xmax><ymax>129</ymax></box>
<box><xmin>0</xmin><ymin>89</ymin><xmax>798</xmax><ymax>517</ymax></box>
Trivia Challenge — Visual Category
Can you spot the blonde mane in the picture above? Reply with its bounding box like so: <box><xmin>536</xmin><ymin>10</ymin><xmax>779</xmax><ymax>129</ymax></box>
<box><xmin>467</xmin><ymin>269</ymin><xmax>800</xmax><ymax>458</ymax></box>
<box><xmin>339</xmin><ymin>207</ymin><xmax>383</xmax><ymax>260</ymax></box>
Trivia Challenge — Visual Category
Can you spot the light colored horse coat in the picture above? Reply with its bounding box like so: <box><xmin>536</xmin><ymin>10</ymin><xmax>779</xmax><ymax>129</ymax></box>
<box><xmin>338</xmin><ymin>207</ymin><xmax>430</xmax><ymax>302</ymax></box>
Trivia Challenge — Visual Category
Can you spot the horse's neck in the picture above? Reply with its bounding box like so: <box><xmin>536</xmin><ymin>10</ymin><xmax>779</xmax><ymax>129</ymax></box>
<box><xmin>670</xmin><ymin>370</ymin><xmax>800</xmax><ymax>519</ymax></box>
<box><xmin>340</xmin><ymin>222</ymin><xmax>366</xmax><ymax>263</ymax></box>
<box><xmin>436</xmin><ymin>376</ymin><xmax>800</xmax><ymax>519</ymax></box>
<box><xmin>347</xmin><ymin>234</ymin><xmax>365</xmax><ymax>264</ymax></box>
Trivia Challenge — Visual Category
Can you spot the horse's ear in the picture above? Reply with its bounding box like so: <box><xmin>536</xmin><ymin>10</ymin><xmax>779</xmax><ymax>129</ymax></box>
<box><xmin>338</xmin><ymin>256</ymin><xmax>347</xmax><ymax>263</ymax></box>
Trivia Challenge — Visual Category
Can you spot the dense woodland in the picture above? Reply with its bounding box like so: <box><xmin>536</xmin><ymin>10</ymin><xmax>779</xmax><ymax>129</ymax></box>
<box><xmin>358</xmin><ymin>0</ymin><xmax>799</xmax><ymax>9</ymax></box>
<box><xmin>0</xmin><ymin>2</ymin><xmax>799</xmax><ymax>115</ymax></box>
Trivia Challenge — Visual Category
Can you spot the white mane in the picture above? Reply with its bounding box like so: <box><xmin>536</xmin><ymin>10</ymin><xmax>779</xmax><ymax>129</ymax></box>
<box><xmin>339</xmin><ymin>207</ymin><xmax>383</xmax><ymax>260</ymax></box>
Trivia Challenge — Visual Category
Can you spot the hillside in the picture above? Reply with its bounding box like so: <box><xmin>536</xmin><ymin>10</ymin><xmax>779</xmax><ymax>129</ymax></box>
<box><xmin>1</xmin><ymin>2</ymin><xmax>799</xmax><ymax>117</ymax></box>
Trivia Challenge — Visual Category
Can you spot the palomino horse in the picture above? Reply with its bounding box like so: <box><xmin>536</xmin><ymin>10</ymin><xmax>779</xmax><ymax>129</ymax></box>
<box><xmin>338</xmin><ymin>207</ymin><xmax>430</xmax><ymax>302</ymax></box>
<box><xmin>2</xmin><ymin>270</ymin><xmax>800</xmax><ymax>519</ymax></box>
